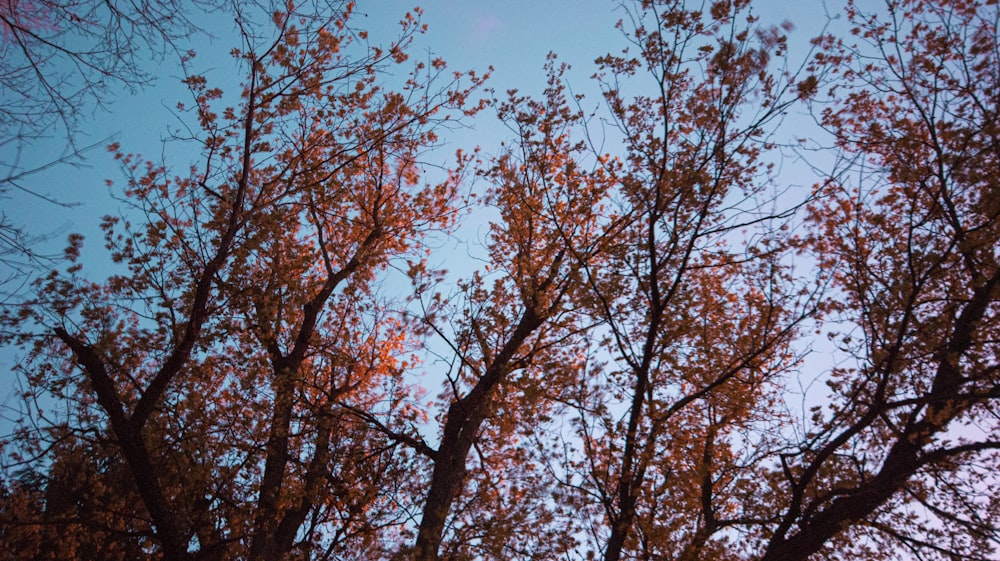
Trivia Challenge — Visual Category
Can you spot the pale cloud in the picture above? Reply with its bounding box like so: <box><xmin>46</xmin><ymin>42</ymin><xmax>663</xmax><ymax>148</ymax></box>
<box><xmin>471</xmin><ymin>14</ymin><xmax>503</xmax><ymax>41</ymax></box>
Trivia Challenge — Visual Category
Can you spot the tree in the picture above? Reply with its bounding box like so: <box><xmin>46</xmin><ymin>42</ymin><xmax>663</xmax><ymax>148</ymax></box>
<box><xmin>757</xmin><ymin>1</ymin><xmax>1000</xmax><ymax>559</ymax></box>
<box><xmin>3</xmin><ymin>0</ymin><xmax>1000</xmax><ymax>560</ymax></box>
<box><xmin>3</xmin><ymin>1</ymin><xmax>487</xmax><ymax>559</ymax></box>
<box><xmin>409</xmin><ymin>58</ymin><xmax>615</xmax><ymax>561</ymax></box>
<box><xmin>558</xmin><ymin>3</ymin><xmax>811</xmax><ymax>559</ymax></box>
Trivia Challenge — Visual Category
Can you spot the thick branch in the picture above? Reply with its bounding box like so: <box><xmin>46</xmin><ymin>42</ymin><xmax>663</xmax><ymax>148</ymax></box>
<box><xmin>54</xmin><ymin>328</ymin><xmax>191</xmax><ymax>561</ymax></box>
<box><xmin>412</xmin><ymin>306</ymin><xmax>543</xmax><ymax>561</ymax></box>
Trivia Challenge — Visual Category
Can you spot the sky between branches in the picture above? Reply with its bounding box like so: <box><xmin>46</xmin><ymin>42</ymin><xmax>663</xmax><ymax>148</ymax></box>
<box><xmin>0</xmin><ymin>0</ymin><xmax>841</xmax><ymax>413</ymax></box>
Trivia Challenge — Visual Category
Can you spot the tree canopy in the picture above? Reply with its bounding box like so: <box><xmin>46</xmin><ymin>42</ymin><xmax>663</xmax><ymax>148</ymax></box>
<box><xmin>1</xmin><ymin>0</ymin><xmax>999</xmax><ymax>560</ymax></box>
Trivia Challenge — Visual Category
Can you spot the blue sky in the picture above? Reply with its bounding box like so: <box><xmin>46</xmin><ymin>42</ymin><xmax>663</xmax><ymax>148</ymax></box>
<box><xmin>0</xmin><ymin>0</ymin><xmax>841</xmax><ymax>425</ymax></box>
<box><xmin>2</xmin><ymin>0</ymin><xmax>837</xmax><ymax>247</ymax></box>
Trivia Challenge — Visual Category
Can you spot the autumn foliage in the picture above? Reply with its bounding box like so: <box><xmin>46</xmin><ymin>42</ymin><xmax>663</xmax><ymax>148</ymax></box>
<box><xmin>1</xmin><ymin>0</ymin><xmax>999</xmax><ymax>560</ymax></box>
